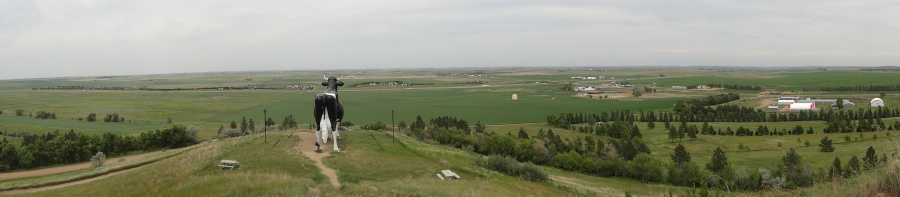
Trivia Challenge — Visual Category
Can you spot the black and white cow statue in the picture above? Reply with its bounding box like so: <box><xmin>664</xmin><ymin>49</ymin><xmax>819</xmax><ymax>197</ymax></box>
<box><xmin>314</xmin><ymin>76</ymin><xmax>344</xmax><ymax>152</ymax></box>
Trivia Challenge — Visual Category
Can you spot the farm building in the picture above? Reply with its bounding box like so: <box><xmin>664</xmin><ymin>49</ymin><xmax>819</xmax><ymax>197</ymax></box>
<box><xmin>831</xmin><ymin>100</ymin><xmax>855</xmax><ymax>108</ymax></box>
<box><xmin>672</xmin><ymin>86</ymin><xmax>687</xmax><ymax>90</ymax></box>
<box><xmin>787</xmin><ymin>103</ymin><xmax>815</xmax><ymax>110</ymax></box>
<box><xmin>696</xmin><ymin>85</ymin><xmax>711</xmax><ymax>89</ymax></box>
<box><xmin>575</xmin><ymin>86</ymin><xmax>598</xmax><ymax>92</ymax></box>
<box><xmin>795</xmin><ymin>99</ymin><xmax>837</xmax><ymax>105</ymax></box>
<box><xmin>871</xmin><ymin>98</ymin><xmax>885</xmax><ymax>107</ymax></box>
<box><xmin>768</xmin><ymin>105</ymin><xmax>779</xmax><ymax>110</ymax></box>
<box><xmin>777</xmin><ymin>100</ymin><xmax>796</xmax><ymax>105</ymax></box>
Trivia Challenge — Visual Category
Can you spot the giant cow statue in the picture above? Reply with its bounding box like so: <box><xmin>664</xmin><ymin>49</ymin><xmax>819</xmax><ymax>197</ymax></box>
<box><xmin>314</xmin><ymin>76</ymin><xmax>344</xmax><ymax>152</ymax></box>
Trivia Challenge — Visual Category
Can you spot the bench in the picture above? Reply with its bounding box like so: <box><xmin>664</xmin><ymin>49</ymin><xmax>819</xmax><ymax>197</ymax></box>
<box><xmin>441</xmin><ymin>170</ymin><xmax>460</xmax><ymax>179</ymax></box>
<box><xmin>219</xmin><ymin>160</ymin><xmax>240</xmax><ymax>170</ymax></box>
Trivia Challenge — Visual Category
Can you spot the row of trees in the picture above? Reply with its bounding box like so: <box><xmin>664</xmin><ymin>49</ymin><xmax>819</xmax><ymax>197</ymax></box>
<box><xmin>546</xmin><ymin>110</ymin><xmax>636</xmax><ymax>129</ymax></box>
<box><xmin>0</xmin><ymin>125</ymin><xmax>198</xmax><ymax>172</ymax></box>
<box><xmin>803</xmin><ymin>85</ymin><xmax>900</xmax><ymax>92</ymax></box>
<box><xmin>673</xmin><ymin>93</ymin><xmax>742</xmax><ymax>115</ymax></box>
<box><xmin>642</xmin><ymin>106</ymin><xmax>900</xmax><ymax>123</ymax></box>
<box><xmin>34</xmin><ymin>111</ymin><xmax>57</xmax><ymax>119</ymax></box>
<box><xmin>705</xmin><ymin>83</ymin><xmax>762</xmax><ymax>90</ymax></box>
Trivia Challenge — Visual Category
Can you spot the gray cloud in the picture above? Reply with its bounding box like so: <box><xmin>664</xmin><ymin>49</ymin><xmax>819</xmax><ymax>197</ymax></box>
<box><xmin>2</xmin><ymin>0</ymin><xmax>899</xmax><ymax>79</ymax></box>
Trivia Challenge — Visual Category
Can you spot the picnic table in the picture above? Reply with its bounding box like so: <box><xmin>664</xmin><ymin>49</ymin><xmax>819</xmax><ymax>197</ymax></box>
<box><xmin>219</xmin><ymin>160</ymin><xmax>240</xmax><ymax>170</ymax></box>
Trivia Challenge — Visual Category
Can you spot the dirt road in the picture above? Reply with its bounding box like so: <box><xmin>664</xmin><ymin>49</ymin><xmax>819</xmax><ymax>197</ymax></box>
<box><xmin>295</xmin><ymin>132</ymin><xmax>341</xmax><ymax>188</ymax></box>
<box><xmin>0</xmin><ymin>147</ymin><xmax>189</xmax><ymax>181</ymax></box>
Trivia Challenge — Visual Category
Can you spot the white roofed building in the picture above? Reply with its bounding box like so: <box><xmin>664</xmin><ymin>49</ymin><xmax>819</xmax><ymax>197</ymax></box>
<box><xmin>788</xmin><ymin>103</ymin><xmax>815</xmax><ymax>110</ymax></box>
<box><xmin>871</xmin><ymin>98</ymin><xmax>885</xmax><ymax>107</ymax></box>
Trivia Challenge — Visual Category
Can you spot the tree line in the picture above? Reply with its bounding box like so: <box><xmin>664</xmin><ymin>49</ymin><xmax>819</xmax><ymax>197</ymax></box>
<box><xmin>642</xmin><ymin>106</ymin><xmax>900</xmax><ymax>123</ymax></box>
<box><xmin>0</xmin><ymin>125</ymin><xmax>198</xmax><ymax>172</ymax></box>
<box><xmin>803</xmin><ymin>85</ymin><xmax>900</xmax><ymax>92</ymax></box>
<box><xmin>706</xmin><ymin>83</ymin><xmax>762</xmax><ymax>90</ymax></box>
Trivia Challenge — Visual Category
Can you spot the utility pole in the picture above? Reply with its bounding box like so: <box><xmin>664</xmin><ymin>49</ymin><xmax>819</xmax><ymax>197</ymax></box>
<box><xmin>264</xmin><ymin>109</ymin><xmax>267</xmax><ymax>143</ymax></box>
<box><xmin>392</xmin><ymin>109</ymin><xmax>395</xmax><ymax>143</ymax></box>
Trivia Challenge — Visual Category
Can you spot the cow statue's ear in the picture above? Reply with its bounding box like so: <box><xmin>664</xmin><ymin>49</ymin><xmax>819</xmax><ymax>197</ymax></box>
<box><xmin>337</xmin><ymin>81</ymin><xmax>344</xmax><ymax>86</ymax></box>
<box><xmin>321</xmin><ymin>81</ymin><xmax>328</xmax><ymax>86</ymax></box>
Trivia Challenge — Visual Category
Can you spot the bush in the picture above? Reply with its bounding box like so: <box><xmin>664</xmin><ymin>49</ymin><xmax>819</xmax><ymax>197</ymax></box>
<box><xmin>361</xmin><ymin>121</ymin><xmax>387</xmax><ymax>131</ymax></box>
<box><xmin>218</xmin><ymin>128</ymin><xmax>243</xmax><ymax>140</ymax></box>
<box><xmin>90</xmin><ymin>151</ymin><xmax>106</xmax><ymax>168</ymax></box>
<box><xmin>476</xmin><ymin>154</ymin><xmax>548</xmax><ymax>182</ymax></box>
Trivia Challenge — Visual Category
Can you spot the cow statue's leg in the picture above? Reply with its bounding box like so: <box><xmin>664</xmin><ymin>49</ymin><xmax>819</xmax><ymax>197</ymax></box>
<box><xmin>320</xmin><ymin>110</ymin><xmax>330</xmax><ymax>143</ymax></box>
<box><xmin>333</xmin><ymin>121</ymin><xmax>340</xmax><ymax>152</ymax></box>
<box><xmin>313</xmin><ymin>96</ymin><xmax>326</xmax><ymax>151</ymax></box>
<box><xmin>335</xmin><ymin>101</ymin><xmax>344</xmax><ymax>140</ymax></box>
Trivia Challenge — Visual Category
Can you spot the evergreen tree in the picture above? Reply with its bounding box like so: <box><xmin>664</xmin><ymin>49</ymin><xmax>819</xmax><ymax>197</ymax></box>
<box><xmin>819</xmin><ymin>136</ymin><xmax>835</xmax><ymax>152</ymax></box>
<box><xmin>266</xmin><ymin>117</ymin><xmax>275</xmax><ymax>127</ymax></box>
<box><xmin>830</xmin><ymin>157</ymin><xmax>842</xmax><ymax>180</ymax></box>
<box><xmin>646</xmin><ymin>121</ymin><xmax>655</xmax><ymax>129</ymax></box>
<box><xmin>475</xmin><ymin>121</ymin><xmax>486</xmax><ymax>133</ymax></box>
<box><xmin>248</xmin><ymin>119</ymin><xmax>256</xmax><ymax>132</ymax></box>
<box><xmin>411</xmin><ymin>115</ymin><xmax>426</xmax><ymax>131</ymax></box>
<box><xmin>240</xmin><ymin>117</ymin><xmax>248</xmax><ymax>132</ymax></box>
<box><xmin>847</xmin><ymin>155</ymin><xmax>861</xmax><ymax>176</ymax></box>
<box><xmin>230</xmin><ymin>121</ymin><xmax>237</xmax><ymax>129</ymax></box>
<box><xmin>668</xmin><ymin>126</ymin><xmax>677</xmax><ymax>142</ymax></box>
<box><xmin>836</xmin><ymin>98</ymin><xmax>844</xmax><ymax>109</ymax></box>
<box><xmin>672</xmin><ymin>144</ymin><xmax>691</xmax><ymax>166</ymax></box>
<box><xmin>517</xmin><ymin>127</ymin><xmax>529</xmax><ymax>139</ymax></box>
<box><xmin>864</xmin><ymin>146</ymin><xmax>877</xmax><ymax>170</ymax></box>
<box><xmin>706</xmin><ymin>147</ymin><xmax>730</xmax><ymax>174</ymax></box>
<box><xmin>397</xmin><ymin>121</ymin><xmax>408</xmax><ymax>131</ymax></box>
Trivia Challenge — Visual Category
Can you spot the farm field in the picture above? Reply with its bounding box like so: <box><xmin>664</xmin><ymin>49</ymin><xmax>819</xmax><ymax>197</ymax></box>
<box><xmin>1</xmin><ymin>68</ymin><xmax>899</xmax><ymax>196</ymax></box>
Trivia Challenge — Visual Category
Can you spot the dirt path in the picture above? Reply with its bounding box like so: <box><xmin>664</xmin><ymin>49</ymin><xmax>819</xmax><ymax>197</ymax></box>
<box><xmin>0</xmin><ymin>165</ymin><xmax>144</xmax><ymax>195</ymax></box>
<box><xmin>757</xmin><ymin>97</ymin><xmax>776</xmax><ymax>109</ymax></box>
<box><xmin>0</xmin><ymin>146</ymin><xmax>192</xmax><ymax>181</ymax></box>
<box><xmin>295</xmin><ymin>132</ymin><xmax>341</xmax><ymax>188</ymax></box>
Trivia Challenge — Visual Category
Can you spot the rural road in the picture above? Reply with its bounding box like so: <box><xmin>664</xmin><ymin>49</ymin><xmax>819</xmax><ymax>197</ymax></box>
<box><xmin>0</xmin><ymin>147</ymin><xmax>188</xmax><ymax>181</ymax></box>
<box><xmin>295</xmin><ymin>132</ymin><xmax>341</xmax><ymax>188</ymax></box>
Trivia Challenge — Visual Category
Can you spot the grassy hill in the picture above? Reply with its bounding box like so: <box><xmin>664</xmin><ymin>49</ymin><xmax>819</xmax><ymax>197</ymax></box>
<box><xmin>9</xmin><ymin>131</ymin><xmax>705</xmax><ymax>196</ymax></box>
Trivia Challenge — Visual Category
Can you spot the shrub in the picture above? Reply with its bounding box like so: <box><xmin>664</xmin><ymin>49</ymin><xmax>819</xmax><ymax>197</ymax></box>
<box><xmin>476</xmin><ymin>154</ymin><xmax>548</xmax><ymax>182</ymax></box>
<box><xmin>361</xmin><ymin>121</ymin><xmax>387</xmax><ymax>131</ymax></box>
<box><xmin>218</xmin><ymin>128</ymin><xmax>243</xmax><ymax>140</ymax></box>
<box><xmin>90</xmin><ymin>151</ymin><xmax>106</xmax><ymax>168</ymax></box>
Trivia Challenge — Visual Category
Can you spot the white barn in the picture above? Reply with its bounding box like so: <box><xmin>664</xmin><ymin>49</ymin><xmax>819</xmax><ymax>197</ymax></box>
<box><xmin>777</xmin><ymin>100</ymin><xmax>796</xmax><ymax>105</ymax></box>
<box><xmin>871</xmin><ymin>98</ymin><xmax>885</xmax><ymax>107</ymax></box>
<box><xmin>787</xmin><ymin>103</ymin><xmax>815</xmax><ymax>110</ymax></box>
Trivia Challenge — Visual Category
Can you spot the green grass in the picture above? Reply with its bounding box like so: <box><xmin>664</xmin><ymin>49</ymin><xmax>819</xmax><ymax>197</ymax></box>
<box><xmin>220</xmin><ymin>85</ymin><xmax>685</xmax><ymax>126</ymax></box>
<box><xmin>12</xmin><ymin>133</ymin><xmax>329</xmax><ymax>196</ymax></box>
<box><xmin>640</xmin><ymin>123</ymin><xmax>899</xmax><ymax>172</ymax></box>
<box><xmin>0</xmin><ymin>144</ymin><xmax>201</xmax><ymax>191</ymax></box>
<box><xmin>0</xmin><ymin>114</ymin><xmax>168</xmax><ymax>135</ymax></box>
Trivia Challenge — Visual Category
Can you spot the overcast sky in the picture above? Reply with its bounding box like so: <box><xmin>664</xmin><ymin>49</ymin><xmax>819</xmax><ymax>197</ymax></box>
<box><xmin>2</xmin><ymin>1</ymin><xmax>899</xmax><ymax>80</ymax></box>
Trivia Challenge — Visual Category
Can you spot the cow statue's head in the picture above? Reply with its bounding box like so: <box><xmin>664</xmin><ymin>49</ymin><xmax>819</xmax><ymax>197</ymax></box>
<box><xmin>321</xmin><ymin>76</ymin><xmax>344</xmax><ymax>91</ymax></box>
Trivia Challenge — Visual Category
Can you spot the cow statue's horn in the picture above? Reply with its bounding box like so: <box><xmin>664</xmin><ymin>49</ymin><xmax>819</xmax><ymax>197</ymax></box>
<box><xmin>338</xmin><ymin>76</ymin><xmax>343</xmax><ymax>80</ymax></box>
<box><xmin>324</xmin><ymin>76</ymin><xmax>328</xmax><ymax>80</ymax></box>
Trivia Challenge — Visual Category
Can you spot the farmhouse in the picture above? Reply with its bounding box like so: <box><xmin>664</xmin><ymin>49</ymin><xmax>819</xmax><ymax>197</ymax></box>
<box><xmin>696</xmin><ymin>85</ymin><xmax>711</xmax><ymax>89</ymax></box>
<box><xmin>672</xmin><ymin>86</ymin><xmax>687</xmax><ymax>90</ymax></box>
<box><xmin>787</xmin><ymin>103</ymin><xmax>815</xmax><ymax>110</ymax></box>
<box><xmin>871</xmin><ymin>98</ymin><xmax>885</xmax><ymax>107</ymax></box>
